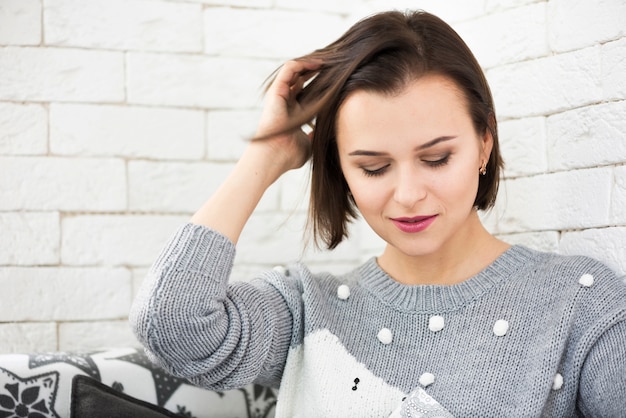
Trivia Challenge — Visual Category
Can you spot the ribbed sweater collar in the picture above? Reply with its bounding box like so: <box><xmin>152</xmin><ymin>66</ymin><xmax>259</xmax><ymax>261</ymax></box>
<box><xmin>357</xmin><ymin>245</ymin><xmax>534</xmax><ymax>313</ymax></box>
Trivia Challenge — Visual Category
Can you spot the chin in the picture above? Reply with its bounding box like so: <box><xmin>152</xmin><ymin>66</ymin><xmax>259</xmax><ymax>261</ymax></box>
<box><xmin>401</xmin><ymin>246</ymin><xmax>442</xmax><ymax>258</ymax></box>
<box><xmin>385</xmin><ymin>237</ymin><xmax>444</xmax><ymax>259</ymax></box>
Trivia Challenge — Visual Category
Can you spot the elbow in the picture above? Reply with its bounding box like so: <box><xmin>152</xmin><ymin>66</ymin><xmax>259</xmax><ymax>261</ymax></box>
<box><xmin>130</xmin><ymin>294</ymin><xmax>233</xmax><ymax>381</ymax></box>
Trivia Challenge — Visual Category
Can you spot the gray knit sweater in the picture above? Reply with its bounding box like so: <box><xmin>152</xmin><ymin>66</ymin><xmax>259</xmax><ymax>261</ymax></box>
<box><xmin>130</xmin><ymin>223</ymin><xmax>626</xmax><ymax>417</ymax></box>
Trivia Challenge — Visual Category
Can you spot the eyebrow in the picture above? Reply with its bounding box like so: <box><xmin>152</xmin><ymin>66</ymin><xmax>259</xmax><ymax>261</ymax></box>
<box><xmin>347</xmin><ymin>136</ymin><xmax>456</xmax><ymax>156</ymax></box>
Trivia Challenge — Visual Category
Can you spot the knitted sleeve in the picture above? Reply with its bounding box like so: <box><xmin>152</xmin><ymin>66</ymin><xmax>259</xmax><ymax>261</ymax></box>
<box><xmin>577</xmin><ymin>316</ymin><xmax>626</xmax><ymax>416</ymax></box>
<box><xmin>569</xmin><ymin>261</ymin><xmax>626</xmax><ymax>416</ymax></box>
<box><xmin>129</xmin><ymin>223</ymin><xmax>294</xmax><ymax>390</ymax></box>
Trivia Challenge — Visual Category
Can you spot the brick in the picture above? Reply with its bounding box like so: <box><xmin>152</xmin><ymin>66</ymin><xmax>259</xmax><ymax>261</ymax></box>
<box><xmin>0</xmin><ymin>0</ymin><xmax>41</xmax><ymax>45</ymax></box>
<box><xmin>128</xmin><ymin>161</ymin><xmax>233</xmax><ymax>212</ymax></box>
<box><xmin>353</xmin><ymin>216</ymin><xmax>386</xmax><ymax>257</ymax></box>
<box><xmin>127</xmin><ymin>53</ymin><xmax>277</xmax><ymax>108</ymax></box>
<box><xmin>493</xmin><ymin>168</ymin><xmax>611</xmax><ymax>233</ymax></box>
<box><xmin>277</xmin><ymin>165</ymin><xmax>392</xmax><ymax>243</ymax></box>
<box><xmin>498</xmin><ymin>117</ymin><xmax>547</xmax><ymax>177</ymax></box>
<box><xmin>237</xmin><ymin>209</ymin><xmax>369</xmax><ymax>266</ymax></box>
<box><xmin>258</xmin><ymin>181</ymin><xmax>282</xmax><ymax>213</ymax></box>
<box><xmin>346</xmin><ymin>217</ymin><xmax>384</xmax><ymax>262</ymax></box>
<box><xmin>560</xmin><ymin>227</ymin><xmax>626</xmax><ymax>276</ymax></box>
<box><xmin>496</xmin><ymin>231</ymin><xmax>560</xmax><ymax>252</ymax></box>
<box><xmin>236</xmin><ymin>212</ymin><xmax>308</xmax><ymax>264</ymax></box>
<box><xmin>0</xmin><ymin>212</ymin><xmax>59</xmax><ymax>265</ymax></box>
<box><xmin>131</xmin><ymin>267</ymin><xmax>149</xmax><ymax>299</ymax></box>
<box><xmin>204</xmin><ymin>8</ymin><xmax>347</xmax><ymax>58</ymax></box>
<box><xmin>0</xmin><ymin>267</ymin><xmax>131</xmax><ymax>321</ymax></box>
<box><xmin>0</xmin><ymin>47</ymin><xmax>124</xmax><ymax>102</ymax></box>
<box><xmin>61</xmin><ymin>215</ymin><xmax>187</xmax><ymax>266</ymax></box>
<box><xmin>362</xmin><ymin>0</ymin><xmax>487</xmax><ymax>23</ymax></box>
<box><xmin>278</xmin><ymin>163</ymin><xmax>311</xmax><ymax>212</ymax></box>
<box><xmin>0</xmin><ymin>157</ymin><xmax>126</xmax><ymax>211</ymax></box>
<box><xmin>455</xmin><ymin>3</ymin><xmax>549</xmax><ymax>68</ymax></box>
<box><xmin>0</xmin><ymin>103</ymin><xmax>47</xmax><ymax>155</ymax></box>
<box><xmin>479</xmin><ymin>209</ymin><xmax>499</xmax><ymax>233</ymax></box>
<box><xmin>129</xmin><ymin>160</ymin><xmax>280</xmax><ymax>213</ymax></box>
<box><xmin>300</xmin><ymin>224</ymin><xmax>364</xmax><ymax>265</ymax></box>
<box><xmin>183</xmin><ymin>0</ymin><xmax>272</xmax><ymax>6</ymax></box>
<box><xmin>0</xmin><ymin>323</ymin><xmax>57</xmax><ymax>353</ymax></box>
<box><xmin>602</xmin><ymin>38</ymin><xmax>626</xmax><ymax>100</ymax></box>
<box><xmin>207</xmin><ymin>109</ymin><xmax>261</xmax><ymax>161</ymax></box>
<box><xmin>44</xmin><ymin>0</ymin><xmax>202</xmax><ymax>52</ymax></box>
<box><xmin>612</xmin><ymin>165</ymin><xmax>626</xmax><ymax>224</ymax></box>
<box><xmin>50</xmin><ymin>104</ymin><xmax>205</xmax><ymax>159</ymax></box>
<box><xmin>485</xmin><ymin>0</ymin><xmax>543</xmax><ymax>12</ymax></box>
<box><xmin>548</xmin><ymin>0</ymin><xmax>626</xmax><ymax>53</ymax></box>
<box><xmin>59</xmin><ymin>321</ymin><xmax>139</xmax><ymax>351</ymax></box>
<box><xmin>547</xmin><ymin>101</ymin><xmax>626</xmax><ymax>170</ymax></box>
<box><xmin>275</xmin><ymin>0</ymin><xmax>360</xmax><ymax>14</ymax></box>
<box><xmin>488</xmin><ymin>46</ymin><xmax>602</xmax><ymax>118</ymax></box>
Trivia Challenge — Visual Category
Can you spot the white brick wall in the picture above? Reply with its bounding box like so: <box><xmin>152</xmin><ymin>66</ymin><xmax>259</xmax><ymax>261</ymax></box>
<box><xmin>44</xmin><ymin>0</ymin><xmax>204</xmax><ymax>52</ymax></box>
<box><xmin>50</xmin><ymin>104</ymin><xmax>206</xmax><ymax>159</ymax></box>
<box><xmin>0</xmin><ymin>0</ymin><xmax>624</xmax><ymax>353</ymax></box>
<box><xmin>0</xmin><ymin>103</ymin><xmax>47</xmax><ymax>155</ymax></box>
<box><xmin>0</xmin><ymin>47</ymin><xmax>125</xmax><ymax>102</ymax></box>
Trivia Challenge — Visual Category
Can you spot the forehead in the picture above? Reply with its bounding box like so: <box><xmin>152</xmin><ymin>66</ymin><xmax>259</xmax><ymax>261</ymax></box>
<box><xmin>336</xmin><ymin>74</ymin><xmax>472</xmax><ymax>147</ymax></box>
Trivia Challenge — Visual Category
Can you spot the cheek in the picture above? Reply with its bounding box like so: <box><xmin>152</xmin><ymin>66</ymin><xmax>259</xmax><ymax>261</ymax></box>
<box><xmin>345</xmin><ymin>177</ymin><xmax>368</xmax><ymax>206</ymax></box>
<box><xmin>434</xmin><ymin>161</ymin><xmax>480</xmax><ymax>203</ymax></box>
<box><xmin>344</xmin><ymin>175</ymin><xmax>386</xmax><ymax>212</ymax></box>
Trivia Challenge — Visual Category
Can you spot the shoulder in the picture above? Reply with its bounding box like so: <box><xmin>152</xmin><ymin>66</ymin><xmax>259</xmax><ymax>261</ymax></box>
<box><xmin>514</xmin><ymin>246</ymin><xmax>626</xmax><ymax>316</ymax></box>
<box><xmin>514</xmin><ymin>245</ymin><xmax>622</xmax><ymax>288</ymax></box>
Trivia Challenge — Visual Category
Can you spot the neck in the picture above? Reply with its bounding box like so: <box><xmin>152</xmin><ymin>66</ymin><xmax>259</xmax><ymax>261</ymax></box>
<box><xmin>377</xmin><ymin>212</ymin><xmax>510</xmax><ymax>285</ymax></box>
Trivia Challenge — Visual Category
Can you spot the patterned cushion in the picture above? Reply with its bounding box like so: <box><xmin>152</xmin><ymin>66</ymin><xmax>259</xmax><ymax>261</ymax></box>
<box><xmin>70</xmin><ymin>375</ymin><xmax>181</xmax><ymax>418</ymax></box>
<box><xmin>0</xmin><ymin>347</ymin><xmax>277</xmax><ymax>418</ymax></box>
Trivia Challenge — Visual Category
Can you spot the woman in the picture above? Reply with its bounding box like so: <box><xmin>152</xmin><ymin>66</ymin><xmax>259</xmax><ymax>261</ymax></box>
<box><xmin>131</xmin><ymin>10</ymin><xmax>626</xmax><ymax>417</ymax></box>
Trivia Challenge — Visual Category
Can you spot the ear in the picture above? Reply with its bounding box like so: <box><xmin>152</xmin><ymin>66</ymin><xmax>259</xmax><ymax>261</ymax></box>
<box><xmin>481</xmin><ymin>127</ymin><xmax>494</xmax><ymax>162</ymax></box>
<box><xmin>480</xmin><ymin>115</ymin><xmax>496</xmax><ymax>163</ymax></box>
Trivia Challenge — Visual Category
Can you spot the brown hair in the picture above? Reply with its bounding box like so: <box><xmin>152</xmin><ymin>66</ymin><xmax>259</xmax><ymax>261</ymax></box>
<box><xmin>270</xmin><ymin>10</ymin><xmax>503</xmax><ymax>249</ymax></box>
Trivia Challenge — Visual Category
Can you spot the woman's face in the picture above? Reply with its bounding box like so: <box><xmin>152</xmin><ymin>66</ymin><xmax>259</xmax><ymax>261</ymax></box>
<box><xmin>336</xmin><ymin>74</ymin><xmax>492</xmax><ymax>259</ymax></box>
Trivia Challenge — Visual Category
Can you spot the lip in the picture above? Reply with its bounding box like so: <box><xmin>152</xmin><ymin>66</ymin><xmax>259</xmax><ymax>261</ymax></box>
<box><xmin>390</xmin><ymin>215</ymin><xmax>437</xmax><ymax>233</ymax></box>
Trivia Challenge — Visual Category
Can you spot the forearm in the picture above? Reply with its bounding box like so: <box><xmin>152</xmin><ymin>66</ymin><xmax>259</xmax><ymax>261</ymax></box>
<box><xmin>191</xmin><ymin>60</ymin><xmax>319</xmax><ymax>243</ymax></box>
<box><xmin>191</xmin><ymin>143</ymin><xmax>289</xmax><ymax>244</ymax></box>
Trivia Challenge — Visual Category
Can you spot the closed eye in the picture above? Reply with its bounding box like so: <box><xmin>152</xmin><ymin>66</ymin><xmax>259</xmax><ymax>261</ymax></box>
<box><xmin>362</xmin><ymin>165</ymin><xmax>389</xmax><ymax>177</ymax></box>
<box><xmin>423</xmin><ymin>154</ymin><xmax>450</xmax><ymax>168</ymax></box>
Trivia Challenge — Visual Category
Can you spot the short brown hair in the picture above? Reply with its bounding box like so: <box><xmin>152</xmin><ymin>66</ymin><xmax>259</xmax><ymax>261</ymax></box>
<box><xmin>271</xmin><ymin>10</ymin><xmax>503</xmax><ymax>249</ymax></box>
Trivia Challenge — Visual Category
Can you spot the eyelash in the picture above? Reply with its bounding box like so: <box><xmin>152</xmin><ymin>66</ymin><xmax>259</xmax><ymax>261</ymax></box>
<box><xmin>361</xmin><ymin>154</ymin><xmax>451</xmax><ymax>177</ymax></box>
<box><xmin>362</xmin><ymin>165</ymin><xmax>389</xmax><ymax>177</ymax></box>
<box><xmin>425</xmin><ymin>154</ymin><xmax>451</xmax><ymax>168</ymax></box>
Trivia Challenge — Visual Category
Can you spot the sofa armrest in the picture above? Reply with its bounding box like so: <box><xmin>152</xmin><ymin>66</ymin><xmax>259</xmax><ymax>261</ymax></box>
<box><xmin>0</xmin><ymin>347</ymin><xmax>277</xmax><ymax>418</ymax></box>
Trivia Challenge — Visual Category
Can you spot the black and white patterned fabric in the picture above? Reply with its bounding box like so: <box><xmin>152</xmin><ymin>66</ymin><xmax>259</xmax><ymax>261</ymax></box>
<box><xmin>0</xmin><ymin>347</ymin><xmax>277</xmax><ymax>418</ymax></box>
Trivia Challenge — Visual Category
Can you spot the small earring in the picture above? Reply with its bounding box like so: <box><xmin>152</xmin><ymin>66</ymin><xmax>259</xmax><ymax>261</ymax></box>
<box><xmin>479</xmin><ymin>163</ymin><xmax>487</xmax><ymax>176</ymax></box>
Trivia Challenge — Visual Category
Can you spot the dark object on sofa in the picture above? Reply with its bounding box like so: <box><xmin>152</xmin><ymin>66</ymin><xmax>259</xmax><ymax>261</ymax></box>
<box><xmin>0</xmin><ymin>347</ymin><xmax>277</xmax><ymax>418</ymax></box>
<box><xmin>71</xmin><ymin>374</ymin><xmax>180</xmax><ymax>418</ymax></box>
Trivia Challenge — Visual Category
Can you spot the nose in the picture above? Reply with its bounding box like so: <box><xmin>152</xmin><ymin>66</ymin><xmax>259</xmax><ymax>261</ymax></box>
<box><xmin>393</xmin><ymin>166</ymin><xmax>426</xmax><ymax>209</ymax></box>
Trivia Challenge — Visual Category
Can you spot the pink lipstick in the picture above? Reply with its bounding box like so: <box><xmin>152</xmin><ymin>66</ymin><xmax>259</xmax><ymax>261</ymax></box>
<box><xmin>390</xmin><ymin>215</ymin><xmax>437</xmax><ymax>233</ymax></box>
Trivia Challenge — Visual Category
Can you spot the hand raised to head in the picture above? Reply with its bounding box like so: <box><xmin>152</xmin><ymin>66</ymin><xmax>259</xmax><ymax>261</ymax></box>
<box><xmin>253</xmin><ymin>59</ymin><xmax>321</xmax><ymax>172</ymax></box>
